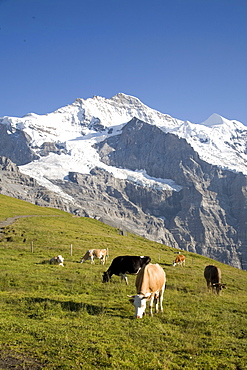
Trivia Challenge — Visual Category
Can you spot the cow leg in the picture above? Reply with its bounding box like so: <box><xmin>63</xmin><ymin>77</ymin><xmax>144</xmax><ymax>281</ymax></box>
<box><xmin>120</xmin><ymin>273</ymin><xmax>128</xmax><ymax>285</ymax></box>
<box><xmin>124</xmin><ymin>274</ymin><xmax>128</xmax><ymax>285</ymax></box>
<box><xmin>149</xmin><ymin>296</ymin><xmax>154</xmax><ymax>317</ymax></box>
<box><xmin>154</xmin><ymin>296</ymin><xmax>158</xmax><ymax>313</ymax></box>
<box><xmin>90</xmin><ymin>256</ymin><xmax>95</xmax><ymax>264</ymax></box>
<box><xmin>213</xmin><ymin>284</ymin><xmax>220</xmax><ymax>295</ymax></box>
<box><xmin>159</xmin><ymin>286</ymin><xmax>165</xmax><ymax>313</ymax></box>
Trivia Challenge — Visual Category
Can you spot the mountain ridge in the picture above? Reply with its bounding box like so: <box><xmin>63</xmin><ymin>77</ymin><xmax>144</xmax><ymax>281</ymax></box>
<box><xmin>1</xmin><ymin>93</ymin><xmax>246</xmax><ymax>175</ymax></box>
<box><xmin>0</xmin><ymin>94</ymin><xmax>247</xmax><ymax>269</ymax></box>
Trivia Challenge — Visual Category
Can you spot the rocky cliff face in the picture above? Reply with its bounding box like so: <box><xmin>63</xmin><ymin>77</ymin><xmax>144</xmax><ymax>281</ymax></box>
<box><xmin>95</xmin><ymin>118</ymin><xmax>247</xmax><ymax>269</ymax></box>
<box><xmin>0</xmin><ymin>155</ymin><xmax>178</xmax><ymax>246</ymax></box>
<box><xmin>0</xmin><ymin>125</ymin><xmax>38</xmax><ymax>165</ymax></box>
<box><xmin>0</xmin><ymin>110</ymin><xmax>247</xmax><ymax>270</ymax></box>
<box><xmin>0</xmin><ymin>156</ymin><xmax>77</xmax><ymax>213</ymax></box>
<box><xmin>57</xmin><ymin>168</ymin><xmax>178</xmax><ymax>246</ymax></box>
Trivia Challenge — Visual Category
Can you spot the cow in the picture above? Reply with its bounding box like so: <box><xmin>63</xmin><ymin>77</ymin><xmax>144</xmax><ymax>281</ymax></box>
<box><xmin>50</xmin><ymin>255</ymin><xmax>64</xmax><ymax>267</ymax></box>
<box><xmin>128</xmin><ymin>263</ymin><xmax>166</xmax><ymax>318</ymax></box>
<box><xmin>102</xmin><ymin>255</ymin><xmax>151</xmax><ymax>285</ymax></box>
<box><xmin>204</xmin><ymin>265</ymin><xmax>226</xmax><ymax>294</ymax></box>
<box><xmin>173</xmin><ymin>254</ymin><xmax>185</xmax><ymax>267</ymax></box>
<box><xmin>80</xmin><ymin>249</ymin><xmax>108</xmax><ymax>265</ymax></box>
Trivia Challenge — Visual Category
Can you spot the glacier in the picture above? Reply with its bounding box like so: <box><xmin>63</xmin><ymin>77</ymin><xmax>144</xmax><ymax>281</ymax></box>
<box><xmin>1</xmin><ymin>92</ymin><xmax>247</xmax><ymax>200</ymax></box>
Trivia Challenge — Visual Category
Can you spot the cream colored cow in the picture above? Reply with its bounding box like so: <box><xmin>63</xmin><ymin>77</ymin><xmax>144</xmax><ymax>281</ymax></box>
<box><xmin>128</xmin><ymin>263</ymin><xmax>166</xmax><ymax>318</ymax></box>
<box><xmin>80</xmin><ymin>249</ymin><xmax>108</xmax><ymax>265</ymax></box>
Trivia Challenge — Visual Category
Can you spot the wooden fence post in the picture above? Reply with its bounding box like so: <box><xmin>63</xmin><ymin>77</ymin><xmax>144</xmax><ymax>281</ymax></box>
<box><xmin>70</xmin><ymin>244</ymin><xmax>73</xmax><ymax>256</ymax></box>
<box><xmin>31</xmin><ymin>241</ymin><xmax>34</xmax><ymax>253</ymax></box>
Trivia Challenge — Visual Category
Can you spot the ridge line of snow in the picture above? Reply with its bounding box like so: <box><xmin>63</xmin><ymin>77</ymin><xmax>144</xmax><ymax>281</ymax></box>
<box><xmin>1</xmin><ymin>93</ymin><xmax>247</xmax><ymax>178</ymax></box>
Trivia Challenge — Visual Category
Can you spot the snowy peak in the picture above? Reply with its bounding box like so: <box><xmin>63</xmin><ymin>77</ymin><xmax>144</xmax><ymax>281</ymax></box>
<box><xmin>0</xmin><ymin>93</ymin><xmax>247</xmax><ymax>176</ymax></box>
<box><xmin>110</xmin><ymin>92</ymin><xmax>144</xmax><ymax>106</ymax></box>
<box><xmin>201</xmin><ymin>113</ymin><xmax>245</xmax><ymax>130</ymax></box>
<box><xmin>202</xmin><ymin>113</ymin><xmax>226</xmax><ymax>127</ymax></box>
<box><xmin>1</xmin><ymin>95</ymin><xmax>247</xmax><ymax>271</ymax></box>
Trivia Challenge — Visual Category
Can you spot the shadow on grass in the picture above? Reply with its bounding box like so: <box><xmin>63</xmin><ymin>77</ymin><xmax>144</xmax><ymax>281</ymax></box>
<box><xmin>0</xmin><ymin>349</ymin><xmax>43</xmax><ymax>370</ymax></box>
<box><xmin>24</xmin><ymin>297</ymin><xmax>103</xmax><ymax>315</ymax></box>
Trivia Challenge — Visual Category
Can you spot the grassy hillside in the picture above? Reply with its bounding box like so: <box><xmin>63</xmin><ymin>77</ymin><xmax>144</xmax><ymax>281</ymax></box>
<box><xmin>0</xmin><ymin>194</ymin><xmax>65</xmax><ymax>219</ymax></box>
<box><xmin>0</xmin><ymin>194</ymin><xmax>246</xmax><ymax>369</ymax></box>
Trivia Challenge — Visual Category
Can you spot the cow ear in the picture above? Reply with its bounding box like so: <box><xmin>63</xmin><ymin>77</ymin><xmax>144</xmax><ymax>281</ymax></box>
<box><xmin>127</xmin><ymin>295</ymin><xmax>135</xmax><ymax>304</ymax></box>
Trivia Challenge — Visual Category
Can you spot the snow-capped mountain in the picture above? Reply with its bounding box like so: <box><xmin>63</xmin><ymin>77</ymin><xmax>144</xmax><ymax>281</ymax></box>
<box><xmin>0</xmin><ymin>93</ymin><xmax>247</xmax><ymax>270</ymax></box>
<box><xmin>0</xmin><ymin>93</ymin><xmax>246</xmax><ymax>194</ymax></box>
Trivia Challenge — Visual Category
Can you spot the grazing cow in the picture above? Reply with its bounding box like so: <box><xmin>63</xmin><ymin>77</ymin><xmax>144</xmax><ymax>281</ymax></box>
<box><xmin>102</xmin><ymin>256</ymin><xmax>151</xmax><ymax>285</ymax></box>
<box><xmin>50</xmin><ymin>255</ymin><xmax>64</xmax><ymax>267</ymax></box>
<box><xmin>204</xmin><ymin>265</ymin><xmax>226</xmax><ymax>294</ymax></box>
<box><xmin>128</xmin><ymin>263</ymin><xmax>166</xmax><ymax>318</ymax></box>
<box><xmin>80</xmin><ymin>249</ymin><xmax>108</xmax><ymax>265</ymax></box>
<box><xmin>173</xmin><ymin>254</ymin><xmax>185</xmax><ymax>267</ymax></box>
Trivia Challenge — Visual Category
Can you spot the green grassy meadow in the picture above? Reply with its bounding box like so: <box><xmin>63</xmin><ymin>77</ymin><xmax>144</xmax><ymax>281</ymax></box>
<box><xmin>0</xmin><ymin>194</ymin><xmax>247</xmax><ymax>369</ymax></box>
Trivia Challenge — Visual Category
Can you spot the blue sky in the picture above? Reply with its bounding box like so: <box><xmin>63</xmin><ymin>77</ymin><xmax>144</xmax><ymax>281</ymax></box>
<box><xmin>0</xmin><ymin>0</ymin><xmax>246</xmax><ymax>124</ymax></box>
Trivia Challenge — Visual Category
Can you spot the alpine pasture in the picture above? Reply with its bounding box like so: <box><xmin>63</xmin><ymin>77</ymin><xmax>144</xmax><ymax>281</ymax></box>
<box><xmin>0</xmin><ymin>194</ymin><xmax>246</xmax><ymax>369</ymax></box>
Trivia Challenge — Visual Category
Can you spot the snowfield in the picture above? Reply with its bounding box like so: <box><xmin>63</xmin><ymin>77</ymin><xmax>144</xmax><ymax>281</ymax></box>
<box><xmin>1</xmin><ymin>93</ymin><xmax>246</xmax><ymax>199</ymax></box>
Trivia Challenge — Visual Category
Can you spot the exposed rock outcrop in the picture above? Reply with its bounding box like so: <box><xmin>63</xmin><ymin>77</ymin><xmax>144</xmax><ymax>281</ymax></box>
<box><xmin>0</xmin><ymin>156</ymin><xmax>77</xmax><ymax>213</ymax></box>
<box><xmin>0</xmin><ymin>125</ymin><xmax>39</xmax><ymax>165</ymax></box>
<box><xmin>95</xmin><ymin>118</ymin><xmax>247</xmax><ymax>269</ymax></box>
<box><xmin>0</xmin><ymin>115</ymin><xmax>247</xmax><ymax>270</ymax></box>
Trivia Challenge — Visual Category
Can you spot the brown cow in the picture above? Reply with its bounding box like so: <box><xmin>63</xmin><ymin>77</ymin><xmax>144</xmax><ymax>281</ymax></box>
<box><xmin>80</xmin><ymin>249</ymin><xmax>108</xmax><ymax>265</ymax></box>
<box><xmin>173</xmin><ymin>254</ymin><xmax>185</xmax><ymax>267</ymax></box>
<box><xmin>128</xmin><ymin>263</ymin><xmax>166</xmax><ymax>318</ymax></box>
<box><xmin>204</xmin><ymin>265</ymin><xmax>226</xmax><ymax>294</ymax></box>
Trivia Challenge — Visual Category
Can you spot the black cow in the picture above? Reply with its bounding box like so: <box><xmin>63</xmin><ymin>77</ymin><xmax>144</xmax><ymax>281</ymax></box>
<box><xmin>204</xmin><ymin>265</ymin><xmax>226</xmax><ymax>295</ymax></box>
<box><xmin>102</xmin><ymin>256</ymin><xmax>151</xmax><ymax>285</ymax></box>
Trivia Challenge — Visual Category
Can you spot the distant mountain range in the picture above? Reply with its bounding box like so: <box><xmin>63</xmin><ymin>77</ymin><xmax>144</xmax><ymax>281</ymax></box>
<box><xmin>0</xmin><ymin>93</ymin><xmax>247</xmax><ymax>269</ymax></box>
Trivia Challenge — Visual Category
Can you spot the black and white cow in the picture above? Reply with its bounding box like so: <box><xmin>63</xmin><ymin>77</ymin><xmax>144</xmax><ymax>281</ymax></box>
<box><xmin>102</xmin><ymin>255</ymin><xmax>151</xmax><ymax>285</ymax></box>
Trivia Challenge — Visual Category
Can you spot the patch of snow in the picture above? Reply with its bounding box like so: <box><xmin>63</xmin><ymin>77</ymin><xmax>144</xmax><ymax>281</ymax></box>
<box><xmin>20</xmin><ymin>129</ymin><xmax>182</xmax><ymax>198</ymax></box>
<box><xmin>1</xmin><ymin>92</ymin><xmax>247</xmax><ymax>202</ymax></box>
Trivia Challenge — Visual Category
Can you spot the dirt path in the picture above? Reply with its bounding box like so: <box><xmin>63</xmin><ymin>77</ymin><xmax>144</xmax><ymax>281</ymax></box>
<box><xmin>0</xmin><ymin>215</ymin><xmax>36</xmax><ymax>230</ymax></box>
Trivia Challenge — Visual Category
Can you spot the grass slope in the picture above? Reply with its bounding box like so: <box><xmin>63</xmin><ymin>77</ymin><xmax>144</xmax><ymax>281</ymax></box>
<box><xmin>0</xmin><ymin>194</ymin><xmax>246</xmax><ymax>369</ymax></box>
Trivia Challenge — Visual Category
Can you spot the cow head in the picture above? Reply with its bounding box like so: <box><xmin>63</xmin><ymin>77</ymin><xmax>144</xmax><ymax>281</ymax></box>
<box><xmin>102</xmin><ymin>271</ymin><xmax>110</xmax><ymax>283</ymax></box>
<box><xmin>212</xmin><ymin>283</ymin><xmax>227</xmax><ymax>294</ymax></box>
<box><xmin>128</xmin><ymin>293</ymin><xmax>151</xmax><ymax>318</ymax></box>
<box><xmin>141</xmin><ymin>256</ymin><xmax>151</xmax><ymax>266</ymax></box>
